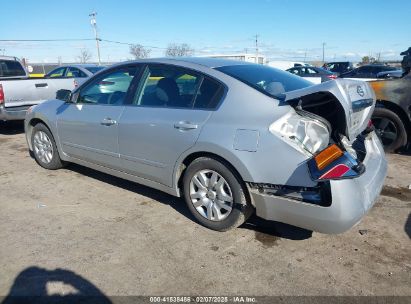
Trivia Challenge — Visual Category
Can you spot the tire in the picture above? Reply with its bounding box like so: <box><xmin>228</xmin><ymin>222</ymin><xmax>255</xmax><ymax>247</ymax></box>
<box><xmin>372</xmin><ymin>107</ymin><xmax>407</xmax><ymax>153</ymax></box>
<box><xmin>183</xmin><ymin>157</ymin><xmax>253</xmax><ymax>231</ymax></box>
<box><xmin>31</xmin><ymin>123</ymin><xmax>64</xmax><ymax>170</ymax></box>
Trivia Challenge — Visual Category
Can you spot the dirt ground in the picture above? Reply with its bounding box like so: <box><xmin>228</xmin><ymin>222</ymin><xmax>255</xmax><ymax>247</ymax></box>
<box><xmin>0</xmin><ymin>121</ymin><xmax>410</xmax><ymax>298</ymax></box>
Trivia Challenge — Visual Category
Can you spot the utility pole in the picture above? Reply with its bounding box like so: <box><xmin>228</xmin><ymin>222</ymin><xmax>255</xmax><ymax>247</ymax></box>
<box><xmin>89</xmin><ymin>12</ymin><xmax>101</xmax><ymax>65</ymax></box>
<box><xmin>322</xmin><ymin>42</ymin><xmax>326</xmax><ymax>64</ymax></box>
<box><xmin>255</xmin><ymin>34</ymin><xmax>259</xmax><ymax>64</ymax></box>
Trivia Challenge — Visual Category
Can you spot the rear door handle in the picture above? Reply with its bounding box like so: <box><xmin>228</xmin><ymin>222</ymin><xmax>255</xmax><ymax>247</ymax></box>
<box><xmin>174</xmin><ymin>121</ymin><xmax>198</xmax><ymax>130</ymax></box>
<box><xmin>35</xmin><ymin>83</ymin><xmax>48</xmax><ymax>88</ymax></box>
<box><xmin>100</xmin><ymin>118</ymin><xmax>117</xmax><ymax>126</ymax></box>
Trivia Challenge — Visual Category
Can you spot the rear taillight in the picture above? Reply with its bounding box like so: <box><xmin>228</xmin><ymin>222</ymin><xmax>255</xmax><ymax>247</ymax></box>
<box><xmin>307</xmin><ymin>144</ymin><xmax>364</xmax><ymax>181</ymax></box>
<box><xmin>314</xmin><ymin>144</ymin><xmax>344</xmax><ymax>170</ymax></box>
<box><xmin>319</xmin><ymin>164</ymin><xmax>350</xmax><ymax>179</ymax></box>
<box><xmin>327</xmin><ymin>74</ymin><xmax>337</xmax><ymax>79</ymax></box>
<box><xmin>0</xmin><ymin>84</ymin><xmax>4</xmax><ymax>105</ymax></box>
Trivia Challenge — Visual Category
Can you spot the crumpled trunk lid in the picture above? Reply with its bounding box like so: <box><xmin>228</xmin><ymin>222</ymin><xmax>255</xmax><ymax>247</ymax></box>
<box><xmin>284</xmin><ymin>79</ymin><xmax>376</xmax><ymax>141</ymax></box>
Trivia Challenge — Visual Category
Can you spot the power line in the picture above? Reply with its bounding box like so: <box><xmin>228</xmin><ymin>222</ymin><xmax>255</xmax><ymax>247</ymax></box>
<box><xmin>0</xmin><ymin>39</ymin><xmax>95</xmax><ymax>42</ymax></box>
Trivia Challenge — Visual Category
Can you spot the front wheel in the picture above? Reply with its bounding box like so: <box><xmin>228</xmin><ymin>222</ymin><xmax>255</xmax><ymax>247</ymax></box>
<box><xmin>372</xmin><ymin>107</ymin><xmax>407</xmax><ymax>153</ymax></box>
<box><xmin>31</xmin><ymin>123</ymin><xmax>64</xmax><ymax>170</ymax></box>
<box><xmin>183</xmin><ymin>157</ymin><xmax>253</xmax><ymax>231</ymax></box>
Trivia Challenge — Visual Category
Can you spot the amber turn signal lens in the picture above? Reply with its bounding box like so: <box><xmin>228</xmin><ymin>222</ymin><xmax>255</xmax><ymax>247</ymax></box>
<box><xmin>314</xmin><ymin>144</ymin><xmax>344</xmax><ymax>170</ymax></box>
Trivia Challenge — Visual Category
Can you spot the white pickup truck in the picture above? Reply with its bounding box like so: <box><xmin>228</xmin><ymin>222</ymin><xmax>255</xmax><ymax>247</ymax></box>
<box><xmin>0</xmin><ymin>56</ymin><xmax>104</xmax><ymax>121</ymax></box>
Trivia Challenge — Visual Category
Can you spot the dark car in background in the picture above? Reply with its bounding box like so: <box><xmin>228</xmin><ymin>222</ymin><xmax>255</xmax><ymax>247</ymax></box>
<box><xmin>287</xmin><ymin>66</ymin><xmax>337</xmax><ymax>83</ymax></box>
<box><xmin>324</xmin><ymin>62</ymin><xmax>354</xmax><ymax>75</ymax></box>
<box><xmin>340</xmin><ymin>64</ymin><xmax>401</xmax><ymax>79</ymax></box>
<box><xmin>369</xmin><ymin>73</ymin><xmax>411</xmax><ymax>152</ymax></box>
<box><xmin>377</xmin><ymin>70</ymin><xmax>403</xmax><ymax>79</ymax></box>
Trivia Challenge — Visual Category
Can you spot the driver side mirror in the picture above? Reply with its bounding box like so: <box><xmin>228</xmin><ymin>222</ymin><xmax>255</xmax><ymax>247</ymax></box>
<box><xmin>56</xmin><ymin>89</ymin><xmax>72</xmax><ymax>102</ymax></box>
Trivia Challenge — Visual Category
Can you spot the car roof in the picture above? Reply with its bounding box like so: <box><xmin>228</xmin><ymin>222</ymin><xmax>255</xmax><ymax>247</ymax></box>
<box><xmin>0</xmin><ymin>55</ymin><xmax>20</xmax><ymax>61</ymax></box>
<box><xmin>57</xmin><ymin>64</ymin><xmax>103</xmax><ymax>68</ymax></box>
<box><xmin>116</xmin><ymin>57</ymin><xmax>251</xmax><ymax>69</ymax></box>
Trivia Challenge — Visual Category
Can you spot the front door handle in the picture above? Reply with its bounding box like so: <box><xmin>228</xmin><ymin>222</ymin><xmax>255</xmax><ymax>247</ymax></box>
<box><xmin>174</xmin><ymin>121</ymin><xmax>198</xmax><ymax>131</ymax></box>
<box><xmin>100</xmin><ymin>118</ymin><xmax>117</xmax><ymax>126</ymax></box>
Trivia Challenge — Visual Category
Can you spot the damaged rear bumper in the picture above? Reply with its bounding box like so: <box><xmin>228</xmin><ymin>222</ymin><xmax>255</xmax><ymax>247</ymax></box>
<box><xmin>249</xmin><ymin>131</ymin><xmax>387</xmax><ymax>234</ymax></box>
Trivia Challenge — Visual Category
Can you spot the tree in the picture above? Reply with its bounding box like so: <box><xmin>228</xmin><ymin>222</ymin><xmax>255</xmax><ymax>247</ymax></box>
<box><xmin>129</xmin><ymin>44</ymin><xmax>151</xmax><ymax>59</ymax></box>
<box><xmin>361</xmin><ymin>56</ymin><xmax>376</xmax><ymax>65</ymax></box>
<box><xmin>361</xmin><ymin>56</ymin><xmax>370</xmax><ymax>64</ymax></box>
<box><xmin>77</xmin><ymin>49</ymin><xmax>92</xmax><ymax>63</ymax></box>
<box><xmin>165</xmin><ymin>43</ymin><xmax>194</xmax><ymax>57</ymax></box>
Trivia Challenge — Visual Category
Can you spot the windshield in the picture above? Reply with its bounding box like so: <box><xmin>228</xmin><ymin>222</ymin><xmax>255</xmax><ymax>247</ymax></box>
<box><xmin>215</xmin><ymin>64</ymin><xmax>312</xmax><ymax>97</ymax></box>
<box><xmin>85</xmin><ymin>66</ymin><xmax>106</xmax><ymax>74</ymax></box>
<box><xmin>0</xmin><ymin>60</ymin><xmax>26</xmax><ymax>77</ymax></box>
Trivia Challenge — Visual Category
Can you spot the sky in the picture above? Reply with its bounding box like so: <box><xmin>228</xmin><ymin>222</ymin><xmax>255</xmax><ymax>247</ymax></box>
<box><xmin>1</xmin><ymin>0</ymin><xmax>410</xmax><ymax>63</ymax></box>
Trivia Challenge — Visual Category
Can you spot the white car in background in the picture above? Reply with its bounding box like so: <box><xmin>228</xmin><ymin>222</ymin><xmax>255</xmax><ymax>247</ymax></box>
<box><xmin>267</xmin><ymin>61</ymin><xmax>312</xmax><ymax>71</ymax></box>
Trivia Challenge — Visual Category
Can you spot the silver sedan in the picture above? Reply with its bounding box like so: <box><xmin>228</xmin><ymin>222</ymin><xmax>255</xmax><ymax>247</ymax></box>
<box><xmin>25</xmin><ymin>58</ymin><xmax>387</xmax><ymax>233</ymax></box>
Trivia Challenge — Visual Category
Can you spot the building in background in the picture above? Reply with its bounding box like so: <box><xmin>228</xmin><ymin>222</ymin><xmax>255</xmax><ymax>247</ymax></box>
<box><xmin>205</xmin><ymin>53</ymin><xmax>266</xmax><ymax>64</ymax></box>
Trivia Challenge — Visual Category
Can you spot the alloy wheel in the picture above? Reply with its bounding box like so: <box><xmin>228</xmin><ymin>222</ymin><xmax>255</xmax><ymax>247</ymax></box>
<box><xmin>33</xmin><ymin>131</ymin><xmax>54</xmax><ymax>164</ymax></box>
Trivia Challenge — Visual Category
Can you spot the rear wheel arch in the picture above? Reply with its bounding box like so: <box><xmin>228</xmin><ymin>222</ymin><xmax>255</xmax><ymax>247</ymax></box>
<box><xmin>374</xmin><ymin>100</ymin><xmax>409</xmax><ymax>151</ymax></box>
<box><xmin>175</xmin><ymin>151</ymin><xmax>252</xmax><ymax>202</ymax></box>
<box><xmin>376</xmin><ymin>100</ymin><xmax>411</xmax><ymax>135</ymax></box>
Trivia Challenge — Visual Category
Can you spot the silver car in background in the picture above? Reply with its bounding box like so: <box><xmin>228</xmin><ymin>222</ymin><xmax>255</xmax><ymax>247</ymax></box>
<box><xmin>25</xmin><ymin>58</ymin><xmax>387</xmax><ymax>233</ymax></box>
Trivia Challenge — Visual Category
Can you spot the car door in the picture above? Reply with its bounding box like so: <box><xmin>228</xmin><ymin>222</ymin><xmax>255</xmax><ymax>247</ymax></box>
<box><xmin>56</xmin><ymin>65</ymin><xmax>139</xmax><ymax>170</ymax></box>
<box><xmin>118</xmin><ymin>64</ymin><xmax>225</xmax><ymax>187</ymax></box>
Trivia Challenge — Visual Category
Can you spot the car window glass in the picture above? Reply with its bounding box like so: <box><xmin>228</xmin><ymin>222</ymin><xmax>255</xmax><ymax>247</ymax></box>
<box><xmin>288</xmin><ymin>68</ymin><xmax>299</xmax><ymax>75</ymax></box>
<box><xmin>306</xmin><ymin>68</ymin><xmax>318</xmax><ymax>74</ymax></box>
<box><xmin>216</xmin><ymin>64</ymin><xmax>312</xmax><ymax>96</ymax></box>
<box><xmin>135</xmin><ymin>65</ymin><xmax>201</xmax><ymax>108</ymax></box>
<box><xmin>67</xmin><ymin>67</ymin><xmax>87</xmax><ymax>78</ymax></box>
<box><xmin>193</xmin><ymin>77</ymin><xmax>224</xmax><ymax>109</ymax></box>
<box><xmin>0</xmin><ymin>60</ymin><xmax>26</xmax><ymax>77</ymax></box>
<box><xmin>48</xmin><ymin>67</ymin><xmax>66</xmax><ymax>78</ymax></box>
<box><xmin>77</xmin><ymin>66</ymin><xmax>138</xmax><ymax>105</ymax></box>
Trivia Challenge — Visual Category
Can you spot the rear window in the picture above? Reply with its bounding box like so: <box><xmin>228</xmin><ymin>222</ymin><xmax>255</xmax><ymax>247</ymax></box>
<box><xmin>215</xmin><ymin>64</ymin><xmax>312</xmax><ymax>97</ymax></box>
<box><xmin>0</xmin><ymin>60</ymin><xmax>26</xmax><ymax>77</ymax></box>
<box><xmin>85</xmin><ymin>66</ymin><xmax>106</xmax><ymax>74</ymax></box>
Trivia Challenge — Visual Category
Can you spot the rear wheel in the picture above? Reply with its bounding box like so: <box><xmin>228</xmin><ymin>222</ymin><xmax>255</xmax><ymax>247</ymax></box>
<box><xmin>183</xmin><ymin>157</ymin><xmax>253</xmax><ymax>231</ymax></box>
<box><xmin>31</xmin><ymin>123</ymin><xmax>64</xmax><ymax>170</ymax></box>
<box><xmin>372</xmin><ymin>108</ymin><xmax>407</xmax><ymax>153</ymax></box>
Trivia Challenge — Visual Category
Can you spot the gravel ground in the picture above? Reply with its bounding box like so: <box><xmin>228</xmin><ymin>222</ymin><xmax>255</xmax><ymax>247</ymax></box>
<box><xmin>0</xmin><ymin>121</ymin><xmax>410</xmax><ymax>298</ymax></box>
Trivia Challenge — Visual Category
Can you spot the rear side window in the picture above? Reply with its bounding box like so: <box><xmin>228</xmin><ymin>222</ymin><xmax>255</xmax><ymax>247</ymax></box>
<box><xmin>131</xmin><ymin>64</ymin><xmax>225</xmax><ymax>110</ymax></box>
<box><xmin>135</xmin><ymin>65</ymin><xmax>201</xmax><ymax>108</ymax></box>
<box><xmin>67</xmin><ymin>67</ymin><xmax>87</xmax><ymax>78</ymax></box>
<box><xmin>0</xmin><ymin>60</ymin><xmax>26</xmax><ymax>77</ymax></box>
<box><xmin>306</xmin><ymin>68</ymin><xmax>318</xmax><ymax>74</ymax></box>
<box><xmin>47</xmin><ymin>67</ymin><xmax>66</xmax><ymax>78</ymax></box>
<box><xmin>194</xmin><ymin>77</ymin><xmax>224</xmax><ymax>109</ymax></box>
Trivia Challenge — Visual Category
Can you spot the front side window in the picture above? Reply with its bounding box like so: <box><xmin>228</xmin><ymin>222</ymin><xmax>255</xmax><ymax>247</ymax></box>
<box><xmin>77</xmin><ymin>66</ymin><xmax>138</xmax><ymax>105</ymax></box>
<box><xmin>47</xmin><ymin>67</ymin><xmax>66</xmax><ymax>78</ymax></box>
<box><xmin>216</xmin><ymin>64</ymin><xmax>312</xmax><ymax>97</ymax></box>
